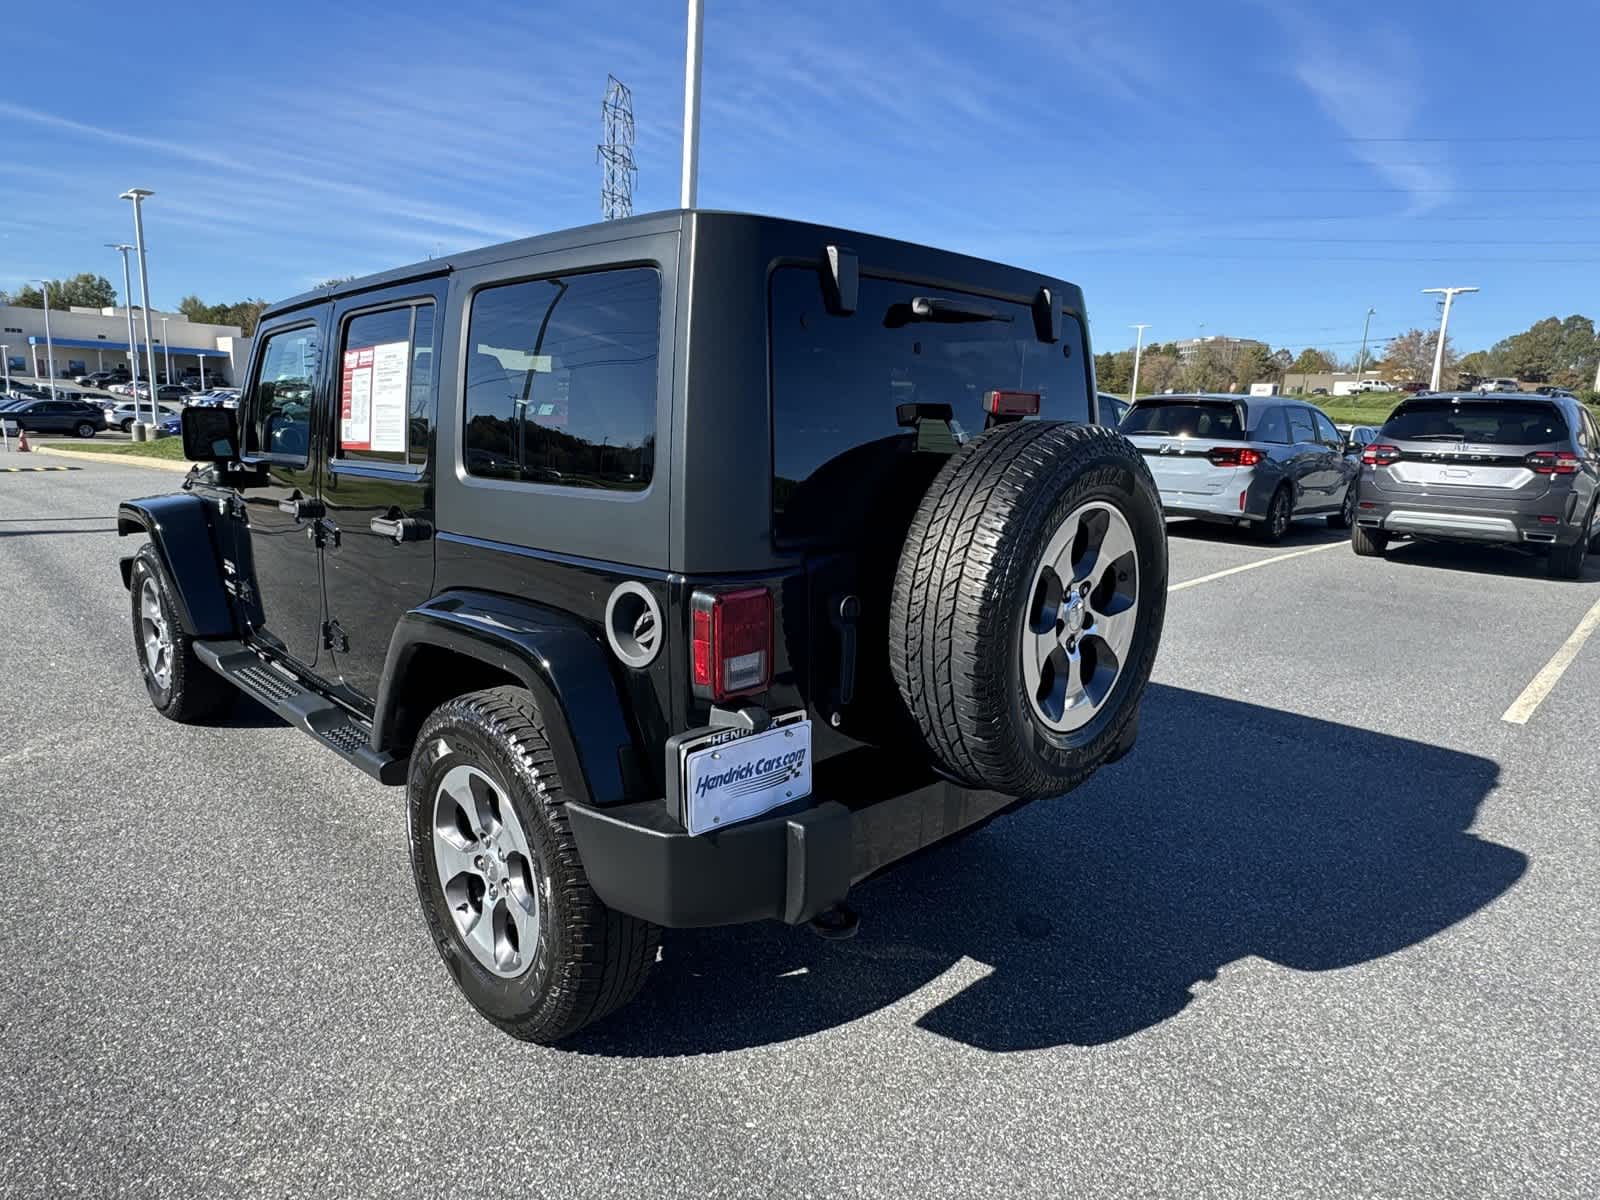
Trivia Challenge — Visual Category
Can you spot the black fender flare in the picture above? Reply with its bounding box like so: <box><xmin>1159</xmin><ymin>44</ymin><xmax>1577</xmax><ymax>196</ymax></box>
<box><xmin>376</xmin><ymin>590</ymin><xmax>641</xmax><ymax>809</ymax></box>
<box><xmin>117</xmin><ymin>494</ymin><xmax>235</xmax><ymax>637</ymax></box>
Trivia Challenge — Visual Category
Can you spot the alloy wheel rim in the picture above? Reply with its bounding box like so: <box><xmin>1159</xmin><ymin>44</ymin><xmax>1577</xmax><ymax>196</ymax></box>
<box><xmin>1273</xmin><ymin>493</ymin><xmax>1290</xmax><ymax>536</ymax></box>
<box><xmin>1020</xmin><ymin>500</ymin><xmax>1140</xmax><ymax>733</ymax></box>
<box><xmin>431</xmin><ymin>764</ymin><xmax>541</xmax><ymax>977</ymax></box>
<box><xmin>139</xmin><ymin>578</ymin><xmax>173</xmax><ymax>689</ymax></box>
<box><xmin>1343</xmin><ymin>487</ymin><xmax>1356</xmax><ymax>524</ymax></box>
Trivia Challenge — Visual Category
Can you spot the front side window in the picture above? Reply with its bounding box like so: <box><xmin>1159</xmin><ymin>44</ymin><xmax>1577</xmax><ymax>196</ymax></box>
<box><xmin>1287</xmin><ymin>408</ymin><xmax>1316</xmax><ymax>444</ymax></box>
<box><xmin>245</xmin><ymin>325</ymin><xmax>320</xmax><ymax>460</ymax></box>
<box><xmin>337</xmin><ymin>303</ymin><xmax>435</xmax><ymax>467</ymax></box>
<box><xmin>1312</xmin><ymin>410</ymin><xmax>1341</xmax><ymax>447</ymax></box>
<box><xmin>463</xmin><ymin>267</ymin><xmax>659</xmax><ymax>491</ymax></box>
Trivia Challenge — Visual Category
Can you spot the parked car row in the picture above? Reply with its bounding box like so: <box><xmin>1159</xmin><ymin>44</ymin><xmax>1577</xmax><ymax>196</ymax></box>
<box><xmin>0</xmin><ymin>395</ymin><xmax>106</xmax><ymax>437</ymax></box>
<box><xmin>1115</xmin><ymin>388</ymin><xmax>1599</xmax><ymax>579</ymax></box>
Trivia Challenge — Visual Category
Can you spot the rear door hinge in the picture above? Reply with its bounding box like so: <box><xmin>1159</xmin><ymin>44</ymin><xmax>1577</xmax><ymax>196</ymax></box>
<box><xmin>321</xmin><ymin>620</ymin><xmax>349</xmax><ymax>654</ymax></box>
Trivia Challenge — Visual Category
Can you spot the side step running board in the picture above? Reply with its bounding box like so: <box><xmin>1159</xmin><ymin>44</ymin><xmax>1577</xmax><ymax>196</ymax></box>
<box><xmin>194</xmin><ymin>640</ymin><xmax>408</xmax><ymax>785</ymax></box>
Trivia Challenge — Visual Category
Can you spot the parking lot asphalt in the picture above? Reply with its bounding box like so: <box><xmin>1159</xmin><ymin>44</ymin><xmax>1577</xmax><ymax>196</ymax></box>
<box><xmin>2</xmin><ymin>459</ymin><xmax>1597</xmax><ymax>1199</ymax></box>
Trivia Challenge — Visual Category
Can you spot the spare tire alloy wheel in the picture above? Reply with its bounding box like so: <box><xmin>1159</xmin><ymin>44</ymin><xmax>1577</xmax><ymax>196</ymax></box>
<box><xmin>431</xmin><ymin>763</ymin><xmax>542</xmax><ymax>977</ymax></box>
<box><xmin>1021</xmin><ymin>501</ymin><xmax>1139</xmax><ymax>733</ymax></box>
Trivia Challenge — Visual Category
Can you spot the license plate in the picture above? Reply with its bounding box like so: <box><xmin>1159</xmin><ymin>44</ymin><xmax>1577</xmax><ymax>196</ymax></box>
<box><xmin>677</xmin><ymin>716</ymin><xmax>812</xmax><ymax>835</ymax></box>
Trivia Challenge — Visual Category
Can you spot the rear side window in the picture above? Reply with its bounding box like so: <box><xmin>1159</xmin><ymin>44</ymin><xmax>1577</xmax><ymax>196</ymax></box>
<box><xmin>337</xmin><ymin>302</ymin><xmax>435</xmax><ymax>467</ymax></box>
<box><xmin>1252</xmin><ymin>407</ymin><xmax>1289</xmax><ymax>444</ymax></box>
<box><xmin>463</xmin><ymin>267</ymin><xmax>659</xmax><ymax>491</ymax></box>
<box><xmin>1381</xmin><ymin>400</ymin><xmax>1570</xmax><ymax>446</ymax></box>
<box><xmin>245</xmin><ymin>325</ymin><xmax>320</xmax><ymax>460</ymax></box>
<box><xmin>769</xmin><ymin>269</ymin><xmax>1088</xmax><ymax>542</ymax></box>
<box><xmin>1123</xmin><ymin>400</ymin><xmax>1241</xmax><ymax>438</ymax></box>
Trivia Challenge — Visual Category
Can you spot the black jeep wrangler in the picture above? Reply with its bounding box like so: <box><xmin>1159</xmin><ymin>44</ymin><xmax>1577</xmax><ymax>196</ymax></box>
<box><xmin>119</xmin><ymin>211</ymin><xmax>1167</xmax><ymax>1042</ymax></box>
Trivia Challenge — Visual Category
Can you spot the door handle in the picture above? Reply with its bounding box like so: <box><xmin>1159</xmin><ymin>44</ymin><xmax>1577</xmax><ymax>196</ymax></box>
<box><xmin>369</xmin><ymin>515</ymin><xmax>434</xmax><ymax>544</ymax></box>
<box><xmin>278</xmin><ymin>495</ymin><xmax>324</xmax><ymax>519</ymax></box>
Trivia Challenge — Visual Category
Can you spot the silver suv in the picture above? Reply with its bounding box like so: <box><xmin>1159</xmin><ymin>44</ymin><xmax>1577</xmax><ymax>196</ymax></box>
<box><xmin>1352</xmin><ymin>392</ymin><xmax>1600</xmax><ymax>578</ymax></box>
<box><xmin>1121</xmin><ymin>394</ymin><xmax>1359</xmax><ymax>542</ymax></box>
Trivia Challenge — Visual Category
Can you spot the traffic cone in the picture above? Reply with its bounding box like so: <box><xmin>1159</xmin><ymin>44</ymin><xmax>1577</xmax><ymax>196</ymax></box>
<box><xmin>16</xmin><ymin>429</ymin><xmax>30</xmax><ymax>452</ymax></box>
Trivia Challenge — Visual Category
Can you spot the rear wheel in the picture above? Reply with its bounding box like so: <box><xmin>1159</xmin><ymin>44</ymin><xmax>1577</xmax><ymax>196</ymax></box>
<box><xmin>1256</xmin><ymin>486</ymin><xmax>1293</xmax><ymax>544</ymax></box>
<box><xmin>1549</xmin><ymin>507</ymin><xmax>1593</xmax><ymax>578</ymax></box>
<box><xmin>1351</xmin><ymin>522</ymin><xmax>1388</xmax><ymax>558</ymax></box>
<box><xmin>408</xmin><ymin>686</ymin><xmax>660</xmax><ymax>1043</ymax></box>
<box><xmin>74</xmin><ymin>421</ymin><xmax>96</xmax><ymax>439</ymax></box>
<box><xmin>121</xmin><ymin>418</ymin><xmax>135</xmax><ymax>432</ymax></box>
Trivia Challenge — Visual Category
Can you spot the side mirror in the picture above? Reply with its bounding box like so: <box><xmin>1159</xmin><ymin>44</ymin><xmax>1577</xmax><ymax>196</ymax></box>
<box><xmin>181</xmin><ymin>404</ymin><xmax>239</xmax><ymax>462</ymax></box>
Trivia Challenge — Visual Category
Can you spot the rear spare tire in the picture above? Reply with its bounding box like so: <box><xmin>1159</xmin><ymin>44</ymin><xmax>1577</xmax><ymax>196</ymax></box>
<box><xmin>890</xmin><ymin>422</ymin><xmax>1166</xmax><ymax>801</ymax></box>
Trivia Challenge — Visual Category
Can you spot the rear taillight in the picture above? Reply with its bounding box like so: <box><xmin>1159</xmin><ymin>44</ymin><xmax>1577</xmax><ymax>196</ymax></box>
<box><xmin>1207</xmin><ymin>446</ymin><xmax>1263</xmax><ymax>467</ymax></box>
<box><xmin>690</xmin><ymin>588</ymin><xmax>773</xmax><ymax>701</ymax></box>
<box><xmin>1362</xmin><ymin>443</ymin><xmax>1401</xmax><ymax>466</ymax></box>
<box><xmin>983</xmin><ymin>390</ymin><xmax>1041</xmax><ymax>417</ymax></box>
<box><xmin>1526</xmin><ymin>450</ymin><xmax>1581</xmax><ymax>475</ymax></box>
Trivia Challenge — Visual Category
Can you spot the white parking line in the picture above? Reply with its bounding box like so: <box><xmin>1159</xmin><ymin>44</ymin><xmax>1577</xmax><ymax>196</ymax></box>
<box><xmin>1169</xmin><ymin>541</ymin><xmax>1344</xmax><ymax>593</ymax></box>
<box><xmin>1501</xmin><ymin>594</ymin><xmax>1600</xmax><ymax>725</ymax></box>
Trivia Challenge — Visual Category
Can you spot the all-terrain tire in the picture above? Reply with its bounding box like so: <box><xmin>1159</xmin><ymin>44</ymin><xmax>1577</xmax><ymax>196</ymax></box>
<box><xmin>1350</xmin><ymin>523</ymin><xmax>1388</xmax><ymax>557</ymax></box>
<box><xmin>889</xmin><ymin>422</ymin><xmax>1167</xmax><ymax>801</ymax></box>
<box><xmin>128</xmin><ymin>544</ymin><xmax>236</xmax><ymax>722</ymax></box>
<box><xmin>408</xmin><ymin>686</ymin><xmax>660</xmax><ymax>1043</ymax></box>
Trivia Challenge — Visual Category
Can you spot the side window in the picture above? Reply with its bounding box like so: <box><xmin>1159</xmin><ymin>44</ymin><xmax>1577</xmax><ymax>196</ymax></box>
<box><xmin>337</xmin><ymin>302</ymin><xmax>435</xmax><ymax>467</ymax></box>
<box><xmin>463</xmin><ymin>267</ymin><xmax>659</xmax><ymax>491</ymax></box>
<box><xmin>1287</xmin><ymin>407</ymin><xmax>1316</xmax><ymax>444</ymax></box>
<box><xmin>245</xmin><ymin>325</ymin><xmax>320</xmax><ymax>461</ymax></box>
<box><xmin>1311</xmin><ymin>409</ymin><xmax>1341</xmax><ymax>448</ymax></box>
<box><xmin>1253</xmin><ymin>407</ymin><xmax>1289</xmax><ymax>444</ymax></box>
<box><xmin>1576</xmin><ymin>408</ymin><xmax>1595</xmax><ymax>451</ymax></box>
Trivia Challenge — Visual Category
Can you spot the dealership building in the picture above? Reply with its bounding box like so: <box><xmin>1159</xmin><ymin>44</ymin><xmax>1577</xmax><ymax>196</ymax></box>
<box><xmin>0</xmin><ymin>303</ymin><xmax>252</xmax><ymax>387</ymax></box>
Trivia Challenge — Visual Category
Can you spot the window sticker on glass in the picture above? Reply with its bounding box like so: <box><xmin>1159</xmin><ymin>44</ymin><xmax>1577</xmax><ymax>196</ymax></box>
<box><xmin>342</xmin><ymin>340</ymin><xmax>410</xmax><ymax>453</ymax></box>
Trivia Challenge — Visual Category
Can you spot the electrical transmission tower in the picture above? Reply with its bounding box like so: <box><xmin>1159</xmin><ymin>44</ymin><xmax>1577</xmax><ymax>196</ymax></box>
<box><xmin>598</xmin><ymin>75</ymin><xmax>637</xmax><ymax>221</ymax></box>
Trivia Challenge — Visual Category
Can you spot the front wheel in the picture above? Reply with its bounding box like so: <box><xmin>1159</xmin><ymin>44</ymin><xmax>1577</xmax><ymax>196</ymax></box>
<box><xmin>128</xmin><ymin>544</ymin><xmax>236</xmax><ymax>721</ymax></box>
<box><xmin>1328</xmin><ymin>480</ymin><xmax>1356</xmax><ymax>529</ymax></box>
<box><xmin>408</xmin><ymin>686</ymin><xmax>660</xmax><ymax>1043</ymax></box>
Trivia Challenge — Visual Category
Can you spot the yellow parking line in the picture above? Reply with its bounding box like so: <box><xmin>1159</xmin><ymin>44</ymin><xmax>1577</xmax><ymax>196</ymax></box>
<box><xmin>1501</xmin><ymin>595</ymin><xmax>1600</xmax><ymax>725</ymax></box>
<box><xmin>1170</xmin><ymin>541</ymin><xmax>1344</xmax><ymax>593</ymax></box>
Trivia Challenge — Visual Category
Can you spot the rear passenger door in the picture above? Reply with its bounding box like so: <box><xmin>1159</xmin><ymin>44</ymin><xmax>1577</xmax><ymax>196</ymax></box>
<box><xmin>319</xmin><ymin>280</ymin><xmax>446</xmax><ymax>704</ymax></box>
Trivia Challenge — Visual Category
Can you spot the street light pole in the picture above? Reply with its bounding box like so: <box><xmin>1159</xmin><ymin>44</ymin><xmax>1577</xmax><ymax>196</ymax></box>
<box><xmin>1129</xmin><ymin>323</ymin><xmax>1150</xmax><ymax>404</ymax></box>
<box><xmin>679</xmin><ymin>0</ymin><xmax>704</xmax><ymax>208</ymax></box>
<box><xmin>121</xmin><ymin>188</ymin><xmax>162</xmax><ymax>436</ymax></box>
<box><xmin>160</xmin><ymin>316</ymin><xmax>172</xmax><ymax>388</ymax></box>
<box><xmin>107</xmin><ymin>243</ymin><xmax>139</xmax><ymax>399</ymax></box>
<box><xmin>1421</xmin><ymin>286</ymin><xmax>1478</xmax><ymax>392</ymax></box>
<box><xmin>1353</xmin><ymin>307</ymin><xmax>1375</xmax><ymax>384</ymax></box>
<box><xmin>33</xmin><ymin>280</ymin><xmax>57</xmax><ymax>399</ymax></box>
<box><xmin>1</xmin><ymin>344</ymin><xmax>10</xmax><ymax>393</ymax></box>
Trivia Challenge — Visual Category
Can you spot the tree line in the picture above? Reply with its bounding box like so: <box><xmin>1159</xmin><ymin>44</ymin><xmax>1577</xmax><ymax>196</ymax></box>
<box><xmin>1096</xmin><ymin>314</ymin><xmax>1600</xmax><ymax>397</ymax></box>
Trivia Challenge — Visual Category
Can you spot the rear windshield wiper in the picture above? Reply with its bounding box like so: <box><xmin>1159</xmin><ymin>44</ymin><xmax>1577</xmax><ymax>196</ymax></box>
<box><xmin>884</xmin><ymin>296</ymin><xmax>1012</xmax><ymax>328</ymax></box>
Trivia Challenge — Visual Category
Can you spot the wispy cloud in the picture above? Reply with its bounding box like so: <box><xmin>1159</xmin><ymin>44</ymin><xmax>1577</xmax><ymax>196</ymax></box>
<box><xmin>1264</xmin><ymin>9</ymin><xmax>1453</xmax><ymax>213</ymax></box>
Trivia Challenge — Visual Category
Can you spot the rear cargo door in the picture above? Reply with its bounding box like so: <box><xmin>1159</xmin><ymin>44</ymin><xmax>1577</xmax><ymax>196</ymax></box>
<box><xmin>1121</xmin><ymin>400</ymin><xmax>1248</xmax><ymax>498</ymax></box>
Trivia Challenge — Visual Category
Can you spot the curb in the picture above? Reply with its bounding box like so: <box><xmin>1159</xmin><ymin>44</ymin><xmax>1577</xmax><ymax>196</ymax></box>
<box><xmin>31</xmin><ymin>445</ymin><xmax>197</xmax><ymax>474</ymax></box>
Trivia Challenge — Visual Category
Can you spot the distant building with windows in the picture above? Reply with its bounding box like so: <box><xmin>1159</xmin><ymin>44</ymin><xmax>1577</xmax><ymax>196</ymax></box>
<box><xmin>1174</xmin><ymin>335</ymin><xmax>1269</xmax><ymax>363</ymax></box>
<box><xmin>0</xmin><ymin>303</ymin><xmax>250</xmax><ymax>385</ymax></box>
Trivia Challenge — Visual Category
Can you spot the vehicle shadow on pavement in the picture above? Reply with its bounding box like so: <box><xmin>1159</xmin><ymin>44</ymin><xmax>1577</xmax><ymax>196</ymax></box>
<box><xmin>1164</xmin><ymin>519</ymin><xmax>1348</xmax><ymax>548</ymax></box>
<box><xmin>1380</xmin><ymin>540</ymin><xmax>1600</xmax><ymax>582</ymax></box>
<box><xmin>567</xmin><ymin>683</ymin><xmax>1526</xmax><ymax>1057</ymax></box>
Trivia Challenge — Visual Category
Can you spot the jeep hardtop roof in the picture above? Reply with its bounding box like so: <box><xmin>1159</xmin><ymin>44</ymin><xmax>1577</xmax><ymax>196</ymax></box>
<box><xmin>262</xmin><ymin>209</ymin><xmax>1086</xmax><ymax>320</ymax></box>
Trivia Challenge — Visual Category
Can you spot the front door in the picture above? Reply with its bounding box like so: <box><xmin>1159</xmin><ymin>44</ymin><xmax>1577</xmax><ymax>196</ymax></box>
<box><xmin>319</xmin><ymin>281</ymin><xmax>446</xmax><ymax>704</ymax></box>
<box><xmin>235</xmin><ymin>313</ymin><xmax>329</xmax><ymax>669</ymax></box>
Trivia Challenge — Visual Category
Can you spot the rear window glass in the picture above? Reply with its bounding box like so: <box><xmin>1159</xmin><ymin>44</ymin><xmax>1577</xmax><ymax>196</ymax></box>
<box><xmin>1122</xmin><ymin>400</ymin><xmax>1241</xmax><ymax>438</ymax></box>
<box><xmin>770</xmin><ymin>268</ymin><xmax>1090</xmax><ymax>543</ymax></box>
<box><xmin>1381</xmin><ymin>400</ymin><xmax>1570</xmax><ymax>445</ymax></box>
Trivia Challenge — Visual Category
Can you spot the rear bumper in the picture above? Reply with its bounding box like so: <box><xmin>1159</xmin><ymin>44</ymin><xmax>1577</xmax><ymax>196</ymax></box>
<box><xmin>1360</xmin><ymin>488</ymin><xmax>1581</xmax><ymax>545</ymax></box>
<box><xmin>1158</xmin><ymin>486</ymin><xmax>1263</xmax><ymax>523</ymax></box>
<box><xmin>565</xmin><ymin>775</ymin><xmax>1025</xmax><ymax>928</ymax></box>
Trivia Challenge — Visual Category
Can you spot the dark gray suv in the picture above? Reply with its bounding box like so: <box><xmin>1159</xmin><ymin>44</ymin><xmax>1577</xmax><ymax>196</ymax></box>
<box><xmin>1352</xmin><ymin>392</ymin><xmax>1600</xmax><ymax>578</ymax></box>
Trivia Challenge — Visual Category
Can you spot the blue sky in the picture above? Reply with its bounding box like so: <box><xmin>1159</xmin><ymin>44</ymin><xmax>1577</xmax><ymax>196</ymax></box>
<box><xmin>2</xmin><ymin>0</ymin><xmax>1594</xmax><ymax>356</ymax></box>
